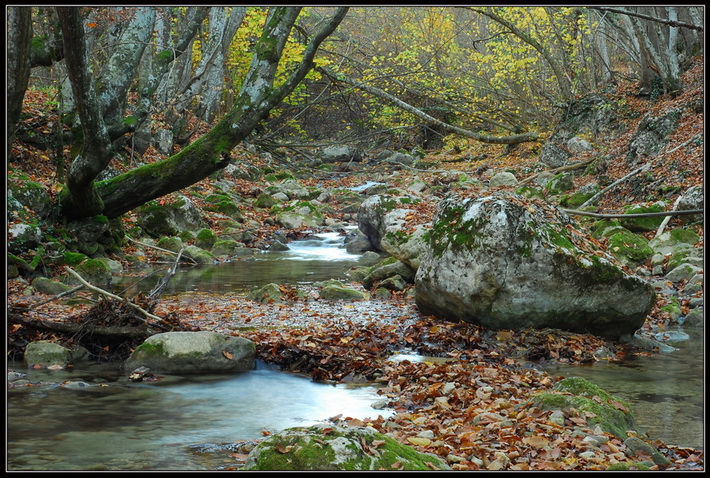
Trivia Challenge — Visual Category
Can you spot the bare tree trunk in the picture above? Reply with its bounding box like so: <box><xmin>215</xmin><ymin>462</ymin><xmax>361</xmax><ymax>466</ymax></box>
<box><xmin>175</xmin><ymin>7</ymin><xmax>246</xmax><ymax>123</ymax></box>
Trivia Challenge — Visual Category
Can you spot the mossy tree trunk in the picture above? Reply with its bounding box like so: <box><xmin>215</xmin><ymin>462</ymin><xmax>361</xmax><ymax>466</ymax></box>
<box><xmin>58</xmin><ymin>6</ymin><xmax>348</xmax><ymax>220</ymax></box>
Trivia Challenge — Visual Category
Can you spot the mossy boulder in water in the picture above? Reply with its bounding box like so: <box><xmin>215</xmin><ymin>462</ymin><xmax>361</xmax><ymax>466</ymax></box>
<box><xmin>244</xmin><ymin>424</ymin><xmax>450</xmax><ymax>471</ymax></box>
<box><xmin>125</xmin><ymin>331</ymin><xmax>255</xmax><ymax>374</ymax></box>
<box><xmin>533</xmin><ymin>377</ymin><xmax>642</xmax><ymax>439</ymax></box>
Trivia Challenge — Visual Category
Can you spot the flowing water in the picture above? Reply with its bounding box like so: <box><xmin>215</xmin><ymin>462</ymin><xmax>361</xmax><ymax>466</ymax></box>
<box><xmin>7</xmin><ymin>361</ymin><xmax>391</xmax><ymax>471</ymax></box>
<box><xmin>113</xmin><ymin>230</ymin><xmax>372</xmax><ymax>296</ymax></box>
<box><xmin>7</xmin><ymin>228</ymin><xmax>704</xmax><ymax>470</ymax></box>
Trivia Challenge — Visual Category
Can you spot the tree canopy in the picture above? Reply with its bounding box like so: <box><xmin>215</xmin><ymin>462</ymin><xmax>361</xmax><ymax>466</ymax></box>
<box><xmin>6</xmin><ymin>6</ymin><xmax>703</xmax><ymax>221</ymax></box>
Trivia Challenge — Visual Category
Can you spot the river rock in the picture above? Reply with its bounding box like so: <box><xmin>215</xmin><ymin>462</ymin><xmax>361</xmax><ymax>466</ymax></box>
<box><xmin>357</xmin><ymin>194</ymin><xmax>428</xmax><ymax>269</ymax></box>
<box><xmin>321</xmin><ymin>145</ymin><xmax>361</xmax><ymax>163</ymax></box>
<box><xmin>344</xmin><ymin>229</ymin><xmax>375</xmax><ymax>253</ymax></box>
<box><xmin>319</xmin><ymin>282</ymin><xmax>369</xmax><ymax>301</ymax></box>
<box><xmin>275</xmin><ymin>201</ymin><xmax>326</xmax><ymax>229</ymax></box>
<box><xmin>124</xmin><ymin>331</ymin><xmax>255</xmax><ymax>374</ymax></box>
<box><xmin>24</xmin><ymin>341</ymin><xmax>80</xmax><ymax>368</ymax></box>
<box><xmin>415</xmin><ymin>194</ymin><xmax>655</xmax><ymax>340</ymax></box>
<box><xmin>136</xmin><ymin>194</ymin><xmax>206</xmax><ymax>238</ymax></box>
<box><xmin>489</xmin><ymin>171</ymin><xmax>518</xmax><ymax>187</ymax></box>
<box><xmin>8</xmin><ymin>223</ymin><xmax>43</xmax><ymax>254</ymax></box>
<box><xmin>539</xmin><ymin>142</ymin><xmax>570</xmax><ymax>168</ymax></box>
<box><xmin>244</xmin><ymin>423</ymin><xmax>450</xmax><ymax>471</ymax></box>
<box><xmin>362</xmin><ymin>258</ymin><xmax>416</xmax><ymax>289</ymax></box>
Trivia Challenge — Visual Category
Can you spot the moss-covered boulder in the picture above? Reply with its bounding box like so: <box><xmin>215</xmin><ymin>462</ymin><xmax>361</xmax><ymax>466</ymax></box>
<box><xmin>24</xmin><ymin>341</ymin><xmax>72</xmax><ymax>368</ymax></box>
<box><xmin>274</xmin><ymin>201</ymin><xmax>326</xmax><ymax>229</ymax></box>
<box><xmin>415</xmin><ymin>194</ymin><xmax>654</xmax><ymax>340</ymax></box>
<box><xmin>254</xmin><ymin>193</ymin><xmax>280</xmax><ymax>209</ymax></box>
<box><xmin>545</xmin><ymin>172</ymin><xmax>575</xmax><ymax>194</ymax></box>
<box><xmin>183</xmin><ymin>245</ymin><xmax>214</xmax><ymax>264</ymax></box>
<box><xmin>606</xmin><ymin>230</ymin><xmax>654</xmax><ymax>266</ymax></box>
<box><xmin>533</xmin><ymin>377</ymin><xmax>643</xmax><ymax>439</ymax></box>
<box><xmin>7</xmin><ymin>223</ymin><xmax>43</xmax><ymax>254</ymax></box>
<box><xmin>619</xmin><ymin>203</ymin><xmax>666</xmax><ymax>232</ymax></box>
<box><xmin>194</xmin><ymin>228</ymin><xmax>217</xmax><ymax>250</ymax></box>
<box><xmin>211</xmin><ymin>239</ymin><xmax>251</xmax><ymax>257</ymax></box>
<box><xmin>362</xmin><ymin>258</ymin><xmax>416</xmax><ymax>289</ymax></box>
<box><xmin>515</xmin><ymin>186</ymin><xmax>544</xmax><ymax>200</ymax></box>
<box><xmin>319</xmin><ymin>282</ymin><xmax>369</xmax><ymax>301</ymax></box>
<box><xmin>249</xmin><ymin>283</ymin><xmax>286</xmax><ymax>304</ymax></box>
<box><xmin>204</xmin><ymin>193</ymin><xmax>244</xmax><ymax>221</ymax></box>
<box><xmin>124</xmin><ymin>331</ymin><xmax>255</xmax><ymax>374</ymax></box>
<box><xmin>244</xmin><ymin>424</ymin><xmax>450</xmax><ymax>471</ymax></box>
<box><xmin>136</xmin><ymin>194</ymin><xmax>206</xmax><ymax>238</ymax></box>
<box><xmin>67</xmin><ymin>258</ymin><xmax>113</xmax><ymax>286</ymax></box>
<box><xmin>32</xmin><ymin>277</ymin><xmax>74</xmax><ymax>295</ymax></box>
<box><xmin>8</xmin><ymin>180</ymin><xmax>53</xmax><ymax>219</ymax></box>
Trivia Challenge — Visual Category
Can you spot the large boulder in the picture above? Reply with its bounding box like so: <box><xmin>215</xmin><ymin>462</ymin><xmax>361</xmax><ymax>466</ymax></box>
<box><xmin>244</xmin><ymin>424</ymin><xmax>450</xmax><ymax>471</ymax></box>
<box><xmin>136</xmin><ymin>194</ymin><xmax>206</xmax><ymax>238</ymax></box>
<box><xmin>124</xmin><ymin>331</ymin><xmax>255</xmax><ymax>374</ymax></box>
<box><xmin>415</xmin><ymin>194</ymin><xmax>655</xmax><ymax>340</ymax></box>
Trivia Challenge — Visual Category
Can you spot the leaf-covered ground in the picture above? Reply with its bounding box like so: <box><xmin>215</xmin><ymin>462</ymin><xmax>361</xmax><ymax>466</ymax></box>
<box><xmin>7</xmin><ymin>59</ymin><xmax>704</xmax><ymax>471</ymax></box>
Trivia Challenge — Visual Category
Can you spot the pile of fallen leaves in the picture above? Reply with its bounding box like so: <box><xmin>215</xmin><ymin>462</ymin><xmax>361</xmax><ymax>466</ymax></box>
<box><xmin>225</xmin><ymin>308</ymin><xmax>701</xmax><ymax>471</ymax></box>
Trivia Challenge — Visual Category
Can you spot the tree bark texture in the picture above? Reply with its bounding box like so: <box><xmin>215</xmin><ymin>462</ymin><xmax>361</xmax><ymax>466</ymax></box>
<box><xmin>7</xmin><ymin>7</ymin><xmax>33</xmax><ymax>155</ymax></box>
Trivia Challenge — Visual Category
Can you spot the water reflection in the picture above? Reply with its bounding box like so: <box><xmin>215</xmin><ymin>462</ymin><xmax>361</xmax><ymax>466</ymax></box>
<box><xmin>540</xmin><ymin>328</ymin><xmax>704</xmax><ymax>450</ymax></box>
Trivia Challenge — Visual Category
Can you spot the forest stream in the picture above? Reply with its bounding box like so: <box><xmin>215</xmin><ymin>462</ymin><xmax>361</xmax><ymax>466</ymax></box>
<box><xmin>7</xmin><ymin>230</ymin><xmax>704</xmax><ymax>471</ymax></box>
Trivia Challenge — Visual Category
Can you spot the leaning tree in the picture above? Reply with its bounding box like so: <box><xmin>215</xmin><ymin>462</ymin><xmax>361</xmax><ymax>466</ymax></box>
<box><xmin>11</xmin><ymin>6</ymin><xmax>348</xmax><ymax>221</ymax></box>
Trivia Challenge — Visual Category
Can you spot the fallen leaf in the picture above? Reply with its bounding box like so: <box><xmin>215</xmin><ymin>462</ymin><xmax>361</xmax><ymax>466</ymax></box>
<box><xmin>523</xmin><ymin>435</ymin><xmax>550</xmax><ymax>449</ymax></box>
<box><xmin>407</xmin><ymin>437</ymin><xmax>431</xmax><ymax>446</ymax></box>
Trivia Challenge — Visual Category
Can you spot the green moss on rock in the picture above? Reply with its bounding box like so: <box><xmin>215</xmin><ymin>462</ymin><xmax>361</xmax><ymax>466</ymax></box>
<box><xmin>245</xmin><ymin>424</ymin><xmax>449</xmax><ymax>471</ymax></box>
<box><xmin>607</xmin><ymin>231</ymin><xmax>653</xmax><ymax>265</ymax></box>
<box><xmin>619</xmin><ymin>204</ymin><xmax>666</xmax><ymax>232</ymax></box>
<box><xmin>533</xmin><ymin>377</ymin><xmax>641</xmax><ymax>439</ymax></box>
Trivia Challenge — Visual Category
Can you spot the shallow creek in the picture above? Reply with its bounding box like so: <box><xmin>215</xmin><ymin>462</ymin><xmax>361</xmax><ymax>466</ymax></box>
<box><xmin>7</xmin><ymin>229</ymin><xmax>704</xmax><ymax>470</ymax></box>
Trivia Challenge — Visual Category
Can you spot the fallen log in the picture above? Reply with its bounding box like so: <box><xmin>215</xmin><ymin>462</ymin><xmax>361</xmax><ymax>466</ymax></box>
<box><xmin>8</xmin><ymin>311</ymin><xmax>152</xmax><ymax>339</ymax></box>
<box><xmin>561</xmin><ymin>208</ymin><xmax>703</xmax><ymax>219</ymax></box>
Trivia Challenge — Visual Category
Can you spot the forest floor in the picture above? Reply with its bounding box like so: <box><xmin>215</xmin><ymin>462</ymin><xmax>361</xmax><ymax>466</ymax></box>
<box><xmin>7</xmin><ymin>59</ymin><xmax>704</xmax><ymax>470</ymax></box>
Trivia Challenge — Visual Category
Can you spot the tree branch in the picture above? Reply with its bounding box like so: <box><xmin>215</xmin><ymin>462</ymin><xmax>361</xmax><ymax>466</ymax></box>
<box><xmin>65</xmin><ymin>266</ymin><xmax>165</xmax><ymax>324</ymax></box>
<box><xmin>588</xmin><ymin>6</ymin><xmax>703</xmax><ymax>32</ymax></box>
<box><xmin>562</xmin><ymin>208</ymin><xmax>703</xmax><ymax>219</ymax></box>
<box><xmin>320</xmin><ymin>66</ymin><xmax>539</xmax><ymax>145</ymax></box>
